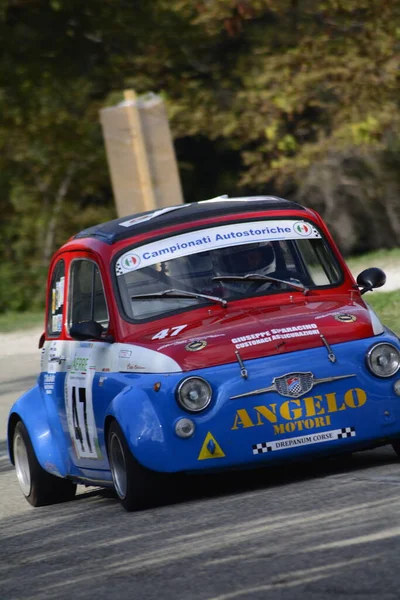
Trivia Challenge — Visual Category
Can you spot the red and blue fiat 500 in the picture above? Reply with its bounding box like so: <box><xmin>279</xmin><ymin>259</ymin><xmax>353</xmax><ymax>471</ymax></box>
<box><xmin>8</xmin><ymin>196</ymin><xmax>400</xmax><ymax>510</ymax></box>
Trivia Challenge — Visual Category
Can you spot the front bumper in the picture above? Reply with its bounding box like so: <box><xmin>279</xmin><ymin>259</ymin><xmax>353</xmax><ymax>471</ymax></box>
<box><xmin>123</xmin><ymin>335</ymin><xmax>400</xmax><ymax>473</ymax></box>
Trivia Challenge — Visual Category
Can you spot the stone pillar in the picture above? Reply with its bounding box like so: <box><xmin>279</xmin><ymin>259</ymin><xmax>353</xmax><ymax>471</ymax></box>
<box><xmin>100</xmin><ymin>90</ymin><xmax>184</xmax><ymax>217</ymax></box>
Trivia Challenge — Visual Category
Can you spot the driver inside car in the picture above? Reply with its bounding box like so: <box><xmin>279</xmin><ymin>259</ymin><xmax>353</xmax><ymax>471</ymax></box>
<box><xmin>212</xmin><ymin>242</ymin><xmax>277</xmax><ymax>293</ymax></box>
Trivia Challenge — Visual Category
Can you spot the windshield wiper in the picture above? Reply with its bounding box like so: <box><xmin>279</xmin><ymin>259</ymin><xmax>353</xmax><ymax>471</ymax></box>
<box><xmin>212</xmin><ymin>274</ymin><xmax>309</xmax><ymax>295</ymax></box>
<box><xmin>131</xmin><ymin>288</ymin><xmax>227</xmax><ymax>307</ymax></box>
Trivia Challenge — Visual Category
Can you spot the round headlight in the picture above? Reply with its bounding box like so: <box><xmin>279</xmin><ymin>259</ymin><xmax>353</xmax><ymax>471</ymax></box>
<box><xmin>176</xmin><ymin>377</ymin><xmax>212</xmax><ymax>412</ymax></box>
<box><xmin>367</xmin><ymin>343</ymin><xmax>400</xmax><ymax>378</ymax></box>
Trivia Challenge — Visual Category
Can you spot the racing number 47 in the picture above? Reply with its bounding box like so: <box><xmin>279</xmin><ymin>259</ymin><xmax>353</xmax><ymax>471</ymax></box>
<box><xmin>67</xmin><ymin>381</ymin><xmax>99</xmax><ymax>460</ymax></box>
<box><xmin>71</xmin><ymin>386</ymin><xmax>92</xmax><ymax>454</ymax></box>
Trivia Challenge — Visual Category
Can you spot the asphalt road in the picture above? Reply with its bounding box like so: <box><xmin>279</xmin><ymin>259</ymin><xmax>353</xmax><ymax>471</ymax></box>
<box><xmin>1</xmin><ymin>349</ymin><xmax>400</xmax><ymax>600</ymax></box>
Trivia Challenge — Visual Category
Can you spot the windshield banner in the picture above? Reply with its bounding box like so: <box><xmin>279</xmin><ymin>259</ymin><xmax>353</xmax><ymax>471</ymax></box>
<box><xmin>115</xmin><ymin>220</ymin><xmax>321</xmax><ymax>275</ymax></box>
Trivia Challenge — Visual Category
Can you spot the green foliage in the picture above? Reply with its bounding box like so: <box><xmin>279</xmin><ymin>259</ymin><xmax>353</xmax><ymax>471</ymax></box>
<box><xmin>368</xmin><ymin>292</ymin><xmax>400</xmax><ymax>335</ymax></box>
<box><xmin>1</xmin><ymin>0</ymin><xmax>400</xmax><ymax>310</ymax></box>
<box><xmin>0</xmin><ymin>309</ymin><xmax>43</xmax><ymax>333</ymax></box>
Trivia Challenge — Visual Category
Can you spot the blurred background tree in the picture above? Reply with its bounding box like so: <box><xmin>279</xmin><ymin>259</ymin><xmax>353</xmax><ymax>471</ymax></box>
<box><xmin>0</xmin><ymin>0</ymin><xmax>400</xmax><ymax>311</ymax></box>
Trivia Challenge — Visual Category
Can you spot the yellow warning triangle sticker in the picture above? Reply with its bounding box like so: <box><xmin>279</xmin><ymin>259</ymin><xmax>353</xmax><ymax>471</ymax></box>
<box><xmin>198</xmin><ymin>432</ymin><xmax>226</xmax><ymax>460</ymax></box>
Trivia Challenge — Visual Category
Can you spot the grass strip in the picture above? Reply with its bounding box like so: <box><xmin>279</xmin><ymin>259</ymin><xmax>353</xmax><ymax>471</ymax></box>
<box><xmin>367</xmin><ymin>291</ymin><xmax>400</xmax><ymax>335</ymax></box>
<box><xmin>0</xmin><ymin>311</ymin><xmax>43</xmax><ymax>333</ymax></box>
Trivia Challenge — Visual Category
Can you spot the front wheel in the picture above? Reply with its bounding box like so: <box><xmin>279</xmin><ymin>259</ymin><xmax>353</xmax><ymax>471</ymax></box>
<box><xmin>107</xmin><ymin>421</ymin><xmax>164</xmax><ymax>511</ymax></box>
<box><xmin>13</xmin><ymin>421</ymin><xmax>76</xmax><ymax>507</ymax></box>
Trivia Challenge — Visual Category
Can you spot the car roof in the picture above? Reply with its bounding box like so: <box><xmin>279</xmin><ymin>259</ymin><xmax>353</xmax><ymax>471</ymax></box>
<box><xmin>73</xmin><ymin>195</ymin><xmax>306</xmax><ymax>245</ymax></box>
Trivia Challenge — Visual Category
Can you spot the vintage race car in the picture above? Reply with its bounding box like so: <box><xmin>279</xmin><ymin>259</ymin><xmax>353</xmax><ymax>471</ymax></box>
<box><xmin>7</xmin><ymin>195</ymin><xmax>400</xmax><ymax>510</ymax></box>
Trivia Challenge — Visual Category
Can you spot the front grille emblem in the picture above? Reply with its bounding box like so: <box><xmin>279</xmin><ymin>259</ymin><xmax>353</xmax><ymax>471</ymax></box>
<box><xmin>230</xmin><ymin>371</ymin><xmax>355</xmax><ymax>400</ymax></box>
<box><xmin>275</xmin><ymin>372</ymin><xmax>313</xmax><ymax>397</ymax></box>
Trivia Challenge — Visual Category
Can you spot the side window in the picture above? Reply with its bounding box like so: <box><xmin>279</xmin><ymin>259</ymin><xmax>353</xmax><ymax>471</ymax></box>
<box><xmin>69</xmin><ymin>260</ymin><xmax>109</xmax><ymax>331</ymax></box>
<box><xmin>47</xmin><ymin>260</ymin><xmax>65</xmax><ymax>336</ymax></box>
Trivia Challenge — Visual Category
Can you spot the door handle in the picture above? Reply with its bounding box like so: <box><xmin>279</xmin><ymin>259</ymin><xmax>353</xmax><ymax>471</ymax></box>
<box><xmin>49</xmin><ymin>356</ymin><xmax>66</xmax><ymax>364</ymax></box>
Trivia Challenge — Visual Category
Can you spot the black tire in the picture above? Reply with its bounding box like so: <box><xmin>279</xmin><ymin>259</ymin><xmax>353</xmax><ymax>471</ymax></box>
<box><xmin>107</xmin><ymin>420</ymin><xmax>164</xmax><ymax>511</ymax></box>
<box><xmin>392</xmin><ymin>440</ymin><xmax>400</xmax><ymax>456</ymax></box>
<box><xmin>13</xmin><ymin>421</ymin><xmax>76</xmax><ymax>507</ymax></box>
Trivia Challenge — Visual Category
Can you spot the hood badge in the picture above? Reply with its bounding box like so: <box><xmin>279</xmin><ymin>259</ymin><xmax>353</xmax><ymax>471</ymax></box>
<box><xmin>186</xmin><ymin>340</ymin><xmax>207</xmax><ymax>352</ymax></box>
<box><xmin>230</xmin><ymin>372</ymin><xmax>356</xmax><ymax>400</ymax></box>
<box><xmin>335</xmin><ymin>313</ymin><xmax>357</xmax><ymax>323</ymax></box>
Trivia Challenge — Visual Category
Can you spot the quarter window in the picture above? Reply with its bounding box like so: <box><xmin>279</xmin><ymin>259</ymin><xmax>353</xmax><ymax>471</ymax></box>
<box><xmin>68</xmin><ymin>260</ymin><xmax>109</xmax><ymax>331</ymax></box>
<box><xmin>47</xmin><ymin>260</ymin><xmax>65</xmax><ymax>336</ymax></box>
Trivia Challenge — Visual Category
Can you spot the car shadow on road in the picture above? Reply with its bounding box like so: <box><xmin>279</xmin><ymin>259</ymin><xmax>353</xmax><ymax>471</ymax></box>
<box><xmin>74</xmin><ymin>444</ymin><xmax>400</xmax><ymax>510</ymax></box>
<box><xmin>158</xmin><ymin>445</ymin><xmax>400</xmax><ymax>509</ymax></box>
<box><xmin>1</xmin><ymin>445</ymin><xmax>400</xmax><ymax>600</ymax></box>
<box><xmin>0</xmin><ymin>438</ymin><xmax>13</xmax><ymax>473</ymax></box>
<box><xmin>2</xmin><ymin>439</ymin><xmax>398</xmax><ymax>506</ymax></box>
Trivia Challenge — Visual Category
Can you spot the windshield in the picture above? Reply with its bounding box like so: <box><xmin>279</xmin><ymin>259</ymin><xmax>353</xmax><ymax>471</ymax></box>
<box><xmin>115</xmin><ymin>220</ymin><xmax>342</xmax><ymax>321</ymax></box>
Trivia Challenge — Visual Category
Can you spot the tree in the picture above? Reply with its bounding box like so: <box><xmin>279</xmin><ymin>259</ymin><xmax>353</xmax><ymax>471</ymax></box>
<box><xmin>1</xmin><ymin>0</ymin><xmax>400</xmax><ymax>310</ymax></box>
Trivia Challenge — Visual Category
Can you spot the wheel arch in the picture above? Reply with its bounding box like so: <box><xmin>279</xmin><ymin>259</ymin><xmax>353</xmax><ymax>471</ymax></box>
<box><xmin>7</xmin><ymin>386</ymin><xmax>70</xmax><ymax>478</ymax></box>
<box><xmin>7</xmin><ymin>412</ymin><xmax>21</xmax><ymax>465</ymax></box>
<box><xmin>104</xmin><ymin>415</ymin><xmax>116</xmax><ymax>455</ymax></box>
<box><xmin>105</xmin><ymin>386</ymin><xmax>169</xmax><ymax>472</ymax></box>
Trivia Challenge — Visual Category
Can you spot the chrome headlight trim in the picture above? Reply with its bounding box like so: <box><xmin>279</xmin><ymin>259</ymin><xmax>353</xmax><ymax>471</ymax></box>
<box><xmin>366</xmin><ymin>342</ymin><xmax>400</xmax><ymax>378</ymax></box>
<box><xmin>176</xmin><ymin>376</ymin><xmax>212</xmax><ymax>413</ymax></box>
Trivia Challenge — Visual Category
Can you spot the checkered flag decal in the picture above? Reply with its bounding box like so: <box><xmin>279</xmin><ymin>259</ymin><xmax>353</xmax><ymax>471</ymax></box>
<box><xmin>115</xmin><ymin>262</ymin><xmax>123</xmax><ymax>276</ymax></box>
<box><xmin>290</xmin><ymin>382</ymin><xmax>302</xmax><ymax>396</ymax></box>
<box><xmin>337</xmin><ymin>426</ymin><xmax>356</xmax><ymax>439</ymax></box>
<box><xmin>252</xmin><ymin>442</ymin><xmax>273</xmax><ymax>455</ymax></box>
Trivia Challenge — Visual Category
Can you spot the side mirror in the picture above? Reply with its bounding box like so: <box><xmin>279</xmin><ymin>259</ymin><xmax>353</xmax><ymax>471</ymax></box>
<box><xmin>38</xmin><ymin>332</ymin><xmax>45</xmax><ymax>349</ymax></box>
<box><xmin>356</xmin><ymin>267</ymin><xmax>386</xmax><ymax>295</ymax></box>
<box><xmin>70</xmin><ymin>321</ymin><xmax>114</xmax><ymax>343</ymax></box>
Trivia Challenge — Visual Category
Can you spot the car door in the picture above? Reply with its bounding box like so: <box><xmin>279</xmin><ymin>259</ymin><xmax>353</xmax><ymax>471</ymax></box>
<box><xmin>64</xmin><ymin>255</ymin><xmax>114</xmax><ymax>472</ymax></box>
<box><xmin>40</xmin><ymin>256</ymin><xmax>72</xmax><ymax>472</ymax></box>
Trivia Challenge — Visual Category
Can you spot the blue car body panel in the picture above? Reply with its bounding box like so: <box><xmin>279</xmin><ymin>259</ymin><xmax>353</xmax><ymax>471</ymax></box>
<box><xmin>9</xmin><ymin>384</ymin><xmax>70</xmax><ymax>478</ymax></box>
<box><xmin>9</xmin><ymin>332</ymin><xmax>400</xmax><ymax>484</ymax></box>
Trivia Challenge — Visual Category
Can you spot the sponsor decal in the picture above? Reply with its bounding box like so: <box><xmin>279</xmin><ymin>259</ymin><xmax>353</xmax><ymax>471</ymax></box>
<box><xmin>47</xmin><ymin>341</ymin><xmax>59</xmax><ymax>372</ymax></box>
<box><xmin>40</xmin><ymin>347</ymin><xmax>46</xmax><ymax>370</ymax></box>
<box><xmin>119</xmin><ymin>349</ymin><xmax>132</xmax><ymax>358</ymax></box>
<box><xmin>71</xmin><ymin>356</ymin><xmax>89</xmax><ymax>372</ymax></box>
<box><xmin>252</xmin><ymin>426</ymin><xmax>356</xmax><ymax>454</ymax></box>
<box><xmin>293</xmin><ymin>222</ymin><xmax>314</xmax><ymax>236</ymax></box>
<box><xmin>44</xmin><ymin>373</ymin><xmax>56</xmax><ymax>394</ymax></box>
<box><xmin>198</xmin><ymin>432</ymin><xmax>226</xmax><ymax>460</ymax></box>
<box><xmin>231</xmin><ymin>323</ymin><xmax>319</xmax><ymax>349</ymax></box>
<box><xmin>125</xmin><ymin>363</ymin><xmax>146</xmax><ymax>371</ymax></box>
<box><xmin>122</xmin><ymin>253</ymin><xmax>141</xmax><ymax>269</ymax></box>
<box><xmin>231</xmin><ymin>387</ymin><xmax>367</xmax><ymax>436</ymax></box>
<box><xmin>66</xmin><ymin>348</ymin><xmax>102</xmax><ymax>460</ymax></box>
<box><xmin>286</xmin><ymin>376</ymin><xmax>303</xmax><ymax>396</ymax></box>
<box><xmin>186</xmin><ymin>340</ymin><xmax>207</xmax><ymax>352</ymax></box>
<box><xmin>119</xmin><ymin>214</ymin><xmax>155</xmax><ymax>228</ymax></box>
<box><xmin>50</xmin><ymin>276</ymin><xmax>64</xmax><ymax>332</ymax></box>
<box><xmin>115</xmin><ymin>220</ymin><xmax>321</xmax><ymax>275</ymax></box>
<box><xmin>119</xmin><ymin>205</ymin><xmax>188</xmax><ymax>228</ymax></box>
<box><xmin>98</xmin><ymin>376</ymin><xmax>107</xmax><ymax>387</ymax></box>
<box><xmin>334</xmin><ymin>314</ymin><xmax>357</xmax><ymax>323</ymax></box>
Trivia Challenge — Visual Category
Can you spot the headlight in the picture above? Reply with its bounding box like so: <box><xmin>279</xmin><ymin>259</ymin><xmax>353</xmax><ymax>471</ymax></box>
<box><xmin>176</xmin><ymin>377</ymin><xmax>212</xmax><ymax>412</ymax></box>
<box><xmin>367</xmin><ymin>343</ymin><xmax>400</xmax><ymax>378</ymax></box>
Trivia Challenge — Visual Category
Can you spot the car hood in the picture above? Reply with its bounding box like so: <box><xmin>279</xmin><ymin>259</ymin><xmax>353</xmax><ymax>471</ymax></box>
<box><xmin>127</xmin><ymin>295</ymin><xmax>376</xmax><ymax>371</ymax></box>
